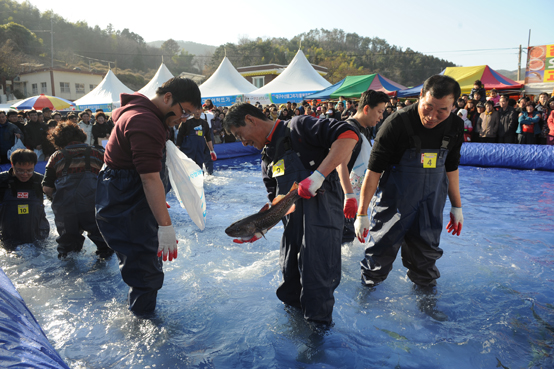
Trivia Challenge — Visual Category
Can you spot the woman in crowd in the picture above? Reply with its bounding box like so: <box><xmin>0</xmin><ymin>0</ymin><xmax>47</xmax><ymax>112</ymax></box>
<box><xmin>91</xmin><ymin>112</ymin><xmax>112</xmax><ymax>148</ymax></box>
<box><xmin>517</xmin><ymin>102</ymin><xmax>541</xmax><ymax>144</ymax></box>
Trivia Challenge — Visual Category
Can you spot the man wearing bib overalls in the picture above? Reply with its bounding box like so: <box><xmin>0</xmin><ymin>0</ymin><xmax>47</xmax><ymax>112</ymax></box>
<box><xmin>355</xmin><ymin>75</ymin><xmax>464</xmax><ymax>320</ymax></box>
<box><xmin>0</xmin><ymin>149</ymin><xmax>49</xmax><ymax>248</ymax></box>
<box><xmin>223</xmin><ymin>103</ymin><xmax>357</xmax><ymax>325</ymax></box>
<box><xmin>176</xmin><ymin>110</ymin><xmax>216</xmax><ymax>171</ymax></box>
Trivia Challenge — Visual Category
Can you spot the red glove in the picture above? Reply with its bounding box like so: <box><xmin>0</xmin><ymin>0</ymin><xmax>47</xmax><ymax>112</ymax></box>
<box><xmin>233</xmin><ymin>232</ymin><xmax>263</xmax><ymax>244</ymax></box>
<box><xmin>166</xmin><ymin>202</ymin><xmax>171</xmax><ymax>208</ymax></box>
<box><xmin>210</xmin><ymin>151</ymin><xmax>217</xmax><ymax>161</ymax></box>
<box><xmin>298</xmin><ymin>171</ymin><xmax>325</xmax><ymax>199</ymax></box>
<box><xmin>446</xmin><ymin>207</ymin><xmax>463</xmax><ymax>236</ymax></box>
<box><xmin>344</xmin><ymin>193</ymin><xmax>358</xmax><ymax>219</ymax></box>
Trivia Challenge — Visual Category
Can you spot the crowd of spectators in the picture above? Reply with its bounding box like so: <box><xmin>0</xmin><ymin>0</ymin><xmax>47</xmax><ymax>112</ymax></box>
<box><xmin>0</xmin><ymin>107</ymin><xmax>114</xmax><ymax>164</ymax></box>
<box><xmin>236</xmin><ymin>80</ymin><xmax>554</xmax><ymax>146</ymax></box>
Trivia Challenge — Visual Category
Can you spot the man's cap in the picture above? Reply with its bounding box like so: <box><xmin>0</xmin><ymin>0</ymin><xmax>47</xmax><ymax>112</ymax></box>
<box><xmin>42</xmin><ymin>107</ymin><xmax>52</xmax><ymax>112</ymax></box>
<box><xmin>476</xmin><ymin>102</ymin><xmax>485</xmax><ymax>107</ymax></box>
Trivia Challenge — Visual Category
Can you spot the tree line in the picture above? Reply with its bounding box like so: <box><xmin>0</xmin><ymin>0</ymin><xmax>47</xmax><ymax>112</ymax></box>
<box><xmin>0</xmin><ymin>0</ymin><xmax>455</xmax><ymax>91</ymax></box>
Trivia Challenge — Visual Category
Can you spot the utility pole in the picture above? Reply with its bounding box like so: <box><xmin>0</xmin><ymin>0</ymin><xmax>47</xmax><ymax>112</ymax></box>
<box><xmin>50</xmin><ymin>17</ymin><xmax>54</xmax><ymax>69</ymax></box>
<box><xmin>517</xmin><ymin>45</ymin><xmax>522</xmax><ymax>81</ymax></box>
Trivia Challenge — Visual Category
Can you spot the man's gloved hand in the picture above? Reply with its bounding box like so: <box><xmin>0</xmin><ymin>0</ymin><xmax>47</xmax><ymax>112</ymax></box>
<box><xmin>210</xmin><ymin>151</ymin><xmax>217</xmax><ymax>161</ymax></box>
<box><xmin>446</xmin><ymin>207</ymin><xmax>463</xmax><ymax>236</ymax></box>
<box><xmin>298</xmin><ymin>170</ymin><xmax>325</xmax><ymax>199</ymax></box>
<box><xmin>233</xmin><ymin>232</ymin><xmax>263</xmax><ymax>244</ymax></box>
<box><xmin>344</xmin><ymin>193</ymin><xmax>358</xmax><ymax>219</ymax></box>
<box><xmin>354</xmin><ymin>214</ymin><xmax>370</xmax><ymax>243</ymax></box>
<box><xmin>157</xmin><ymin>225</ymin><xmax>178</xmax><ymax>261</ymax></box>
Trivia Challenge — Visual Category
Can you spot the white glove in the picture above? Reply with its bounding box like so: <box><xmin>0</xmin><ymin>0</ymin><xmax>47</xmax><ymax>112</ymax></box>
<box><xmin>446</xmin><ymin>207</ymin><xmax>463</xmax><ymax>236</ymax></box>
<box><xmin>354</xmin><ymin>214</ymin><xmax>370</xmax><ymax>243</ymax></box>
<box><xmin>298</xmin><ymin>170</ymin><xmax>325</xmax><ymax>199</ymax></box>
<box><xmin>157</xmin><ymin>225</ymin><xmax>178</xmax><ymax>261</ymax></box>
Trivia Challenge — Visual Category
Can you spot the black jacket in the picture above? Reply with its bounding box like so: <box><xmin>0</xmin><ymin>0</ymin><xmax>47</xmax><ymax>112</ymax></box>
<box><xmin>497</xmin><ymin>106</ymin><xmax>518</xmax><ymax>139</ymax></box>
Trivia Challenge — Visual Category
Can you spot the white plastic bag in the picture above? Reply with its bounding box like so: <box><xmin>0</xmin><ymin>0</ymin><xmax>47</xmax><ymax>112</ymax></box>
<box><xmin>349</xmin><ymin>135</ymin><xmax>371</xmax><ymax>197</ymax></box>
<box><xmin>165</xmin><ymin>140</ymin><xmax>206</xmax><ymax>230</ymax></box>
<box><xmin>7</xmin><ymin>137</ymin><xmax>26</xmax><ymax>159</ymax></box>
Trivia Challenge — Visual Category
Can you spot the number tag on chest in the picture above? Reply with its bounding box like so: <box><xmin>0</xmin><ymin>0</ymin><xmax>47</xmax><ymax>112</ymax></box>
<box><xmin>272</xmin><ymin>159</ymin><xmax>285</xmax><ymax>177</ymax></box>
<box><xmin>18</xmin><ymin>204</ymin><xmax>29</xmax><ymax>215</ymax></box>
<box><xmin>422</xmin><ymin>153</ymin><xmax>437</xmax><ymax>168</ymax></box>
<box><xmin>196</xmin><ymin>130</ymin><xmax>203</xmax><ymax>136</ymax></box>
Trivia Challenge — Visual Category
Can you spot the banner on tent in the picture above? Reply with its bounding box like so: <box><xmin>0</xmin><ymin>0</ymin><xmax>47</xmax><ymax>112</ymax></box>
<box><xmin>77</xmin><ymin>103</ymin><xmax>115</xmax><ymax>112</ymax></box>
<box><xmin>238</xmin><ymin>91</ymin><xmax>317</xmax><ymax>105</ymax></box>
<box><xmin>201</xmin><ymin>96</ymin><xmax>236</xmax><ymax>106</ymax></box>
<box><xmin>525</xmin><ymin>44</ymin><xmax>554</xmax><ymax>84</ymax></box>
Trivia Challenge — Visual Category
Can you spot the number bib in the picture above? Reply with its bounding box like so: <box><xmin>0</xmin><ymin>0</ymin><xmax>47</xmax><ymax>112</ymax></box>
<box><xmin>421</xmin><ymin>153</ymin><xmax>437</xmax><ymax>168</ymax></box>
<box><xmin>272</xmin><ymin>159</ymin><xmax>285</xmax><ymax>177</ymax></box>
<box><xmin>18</xmin><ymin>204</ymin><xmax>29</xmax><ymax>215</ymax></box>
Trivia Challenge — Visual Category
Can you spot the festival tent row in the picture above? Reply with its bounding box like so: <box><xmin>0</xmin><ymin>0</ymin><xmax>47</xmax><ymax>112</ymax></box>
<box><xmin>74</xmin><ymin>70</ymin><xmax>133</xmax><ymax>112</ymax></box>
<box><xmin>398</xmin><ymin>65</ymin><xmax>523</xmax><ymax>98</ymax></box>
<box><xmin>305</xmin><ymin>74</ymin><xmax>406</xmax><ymax>100</ymax></box>
<box><xmin>199</xmin><ymin>57</ymin><xmax>257</xmax><ymax>106</ymax></box>
<box><xmin>238</xmin><ymin>50</ymin><xmax>331</xmax><ymax>105</ymax></box>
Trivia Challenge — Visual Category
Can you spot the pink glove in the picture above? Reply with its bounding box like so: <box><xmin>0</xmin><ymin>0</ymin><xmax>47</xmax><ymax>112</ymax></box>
<box><xmin>210</xmin><ymin>151</ymin><xmax>217</xmax><ymax>161</ymax></box>
<box><xmin>446</xmin><ymin>207</ymin><xmax>463</xmax><ymax>236</ymax></box>
<box><xmin>344</xmin><ymin>193</ymin><xmax>358</xmax><ymax>219</ymax></box>
<box><xmin>298</xmin><ymin>171</ymin><xmax>325</xmax><ymax>199</ymax></box>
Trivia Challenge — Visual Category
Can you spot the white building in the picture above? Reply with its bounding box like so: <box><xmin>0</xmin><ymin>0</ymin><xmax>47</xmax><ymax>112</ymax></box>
<box><xmin>11</xmin><ymin>68</ymin><xmax>104</xmax><ymax>101</ymax></box>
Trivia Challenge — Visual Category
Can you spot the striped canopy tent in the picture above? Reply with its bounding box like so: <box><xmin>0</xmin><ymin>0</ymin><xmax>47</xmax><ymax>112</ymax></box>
<box><xmin>397</xmin><ymin>65</ymin><xmax>523</xmax><ymax>98</ymax></box>
<box><xmin>443</xmin><ymin>65</ymin><xmax>522</xmax><ymax>94</ymax></box>
<box><xmin>305</xmin><ymin>73</ymin><xmax>406</xmax><ymax>100</ymax></box>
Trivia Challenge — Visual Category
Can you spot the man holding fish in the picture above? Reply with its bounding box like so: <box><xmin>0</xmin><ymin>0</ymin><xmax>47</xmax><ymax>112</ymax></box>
<box><xmin>223</xmin><ymin>103</ymin><xmax>358</xmax><ymax>325</ymax></box>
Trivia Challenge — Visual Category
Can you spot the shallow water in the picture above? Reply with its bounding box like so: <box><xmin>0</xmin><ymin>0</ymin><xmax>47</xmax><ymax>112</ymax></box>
<box><xmin>1</xmin><ymin>158</ymin><xmax>553</xmax><ymax>369</ymax></box>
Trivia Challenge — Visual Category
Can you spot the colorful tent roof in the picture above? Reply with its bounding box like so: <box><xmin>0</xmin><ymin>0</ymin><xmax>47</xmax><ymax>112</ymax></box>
<box><xmin>138</xmin><ymin>63</ymin><xmax>174</xmax><ymax>99</ymax></box>
<box><xmin>397</xmin><ymin>65</ymin><xmax>523</xmax><ymax>98</ymax></box>
<box><xmin>443</xmin><ymin>65</ymin><xmax>522</xmax><ymax>94</ymax></box>
<box><xmin>305</xmin><ymin>74</ymin><xmax>406</xmax><ymax>100</ymax></box>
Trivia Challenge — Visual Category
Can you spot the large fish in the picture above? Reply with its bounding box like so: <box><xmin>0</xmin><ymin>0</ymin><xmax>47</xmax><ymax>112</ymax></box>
<box><xmin>225</xmin><ymin>182</ymin><xmax>301</xmax><ymax>240</ymax></box>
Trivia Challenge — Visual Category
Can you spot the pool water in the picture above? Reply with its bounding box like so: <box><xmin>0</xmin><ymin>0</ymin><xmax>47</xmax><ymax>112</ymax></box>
<box><xmin>1</xmin><ymin>158</ymin><xmax>553</xmax><ymax>369</ymax></box>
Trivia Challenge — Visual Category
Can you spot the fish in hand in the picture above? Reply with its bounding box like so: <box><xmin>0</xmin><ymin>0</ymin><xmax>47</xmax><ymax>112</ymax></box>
<box><xmin>225</xmin><ymin>182</ymin><xmax>302</xmax><ymax>243</ymax></box>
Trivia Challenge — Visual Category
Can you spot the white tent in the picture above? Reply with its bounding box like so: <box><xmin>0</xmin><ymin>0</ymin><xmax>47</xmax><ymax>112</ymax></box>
<box><xmin>138</xmin><ymin>63</ymin><xmax>174</xmax><ymax>99</ymax></box>
<box><xmin>74</xmin><ymin>69</ymin><xmax>133</xmax><ymax>112</ymax></box>
<box><xmin>240</xmin><ymin>49</ymin><xmax>331</xmax><ymax>105</ymax></box>
<box><xmin>524</xmin><ymin>82</ymin><xmax>554</xmax><ymax>95</ymax></box>
<box><xmin>199</xmin><ymin>57</ymin><xmax>257</xmax><ymax>106</ymax></box>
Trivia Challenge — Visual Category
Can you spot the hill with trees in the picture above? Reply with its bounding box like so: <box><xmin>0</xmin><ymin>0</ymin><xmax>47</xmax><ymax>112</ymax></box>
<box><xmin>0</xmin><ymin>0</ymin><xmax>456</xmax><ymax>93</ymax></box>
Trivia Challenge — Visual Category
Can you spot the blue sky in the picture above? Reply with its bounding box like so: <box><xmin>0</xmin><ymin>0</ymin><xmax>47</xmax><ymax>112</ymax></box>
<box><xmin>15</xmin><ymin>0</ymin><xmax>553</xmax><ymax>73</ymax></box>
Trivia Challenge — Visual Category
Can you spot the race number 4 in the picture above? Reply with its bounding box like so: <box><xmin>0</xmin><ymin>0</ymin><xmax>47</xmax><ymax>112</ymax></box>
<box><xmin>422</xmin><ymin>153</ymin><xmax>437</xmax><ymax>168</ymax></box>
